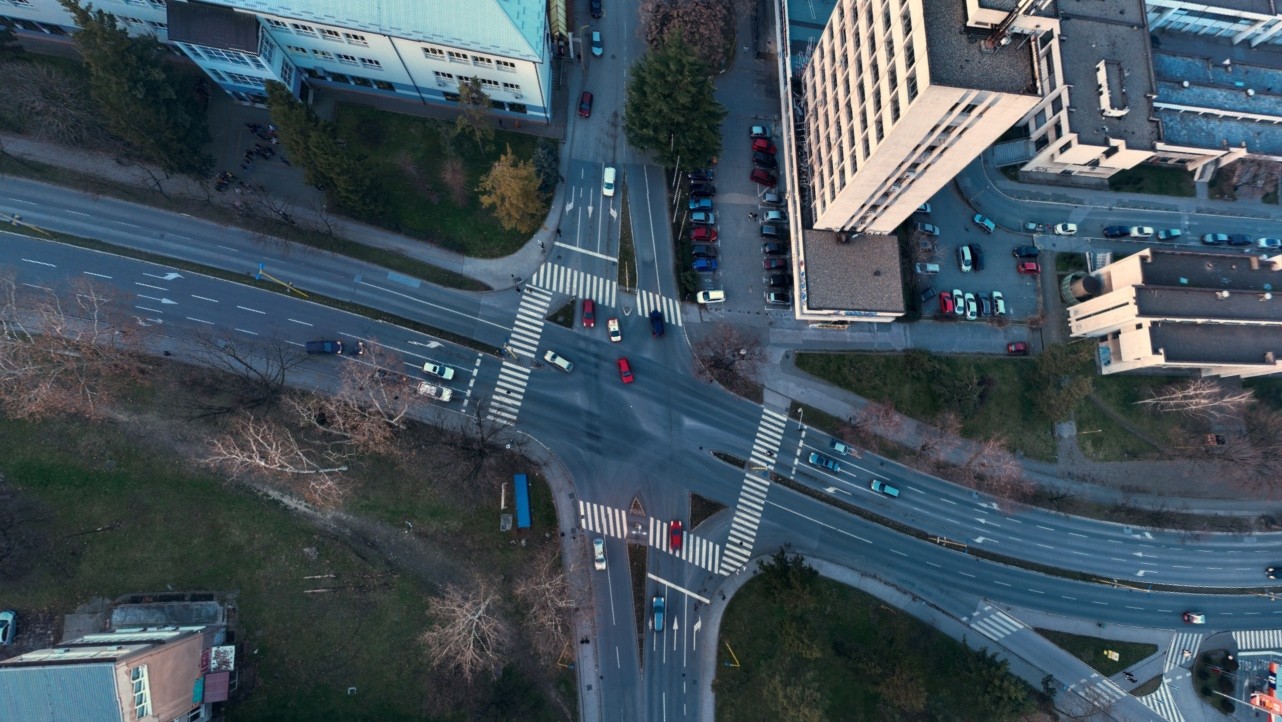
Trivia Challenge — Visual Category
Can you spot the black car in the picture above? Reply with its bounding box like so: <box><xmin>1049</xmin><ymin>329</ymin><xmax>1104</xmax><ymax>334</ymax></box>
<box><xmin>590</xmin><ymin>0</ymin><xmax>602</xmax><ymax>17</ymax></box>
<box><xmin>752</xmin><ymin>152</ymin><xmax>777</xmax><ymax>169</ymax></box>
<box><xmin>979</xmin><ymin>294</ymin><xmax>992</xmax><ymax>317</ymax></box>
<box><xmin>920</xmin><ymin>286</ymin><xmax>938</xmax><ymax>303</ymax></box>
<box><xmin>760</xmin><ymin>224</ymin><xmax>786</xmax><ymax>238</ymax></box>
<box><xmin>969</xmin><ymin>244</ymin><xmax>985</xmax><ymax>271</ymax></box>
<box><xmin>1103</xmin><ymin>226</ymin><xmax>1129</xmax><ymax>238</ymax></box>
<box><xmin>762</xmin><ymin>242</ymin><xmax>787</xmax><ymax>255</ymax></box>
<box><xmin>692</xmin><ymin>244</ymin><xmax>718</xmax><ymax>258</ymax></box>
<box><xmin>305</xmin><ymin>340</ymin><xmax>343</xmax><ymax>354</ymax></box>
<box><xmin>689</xmin><ymin>182</ymin><xmax>716</xmax><ymax>197</ymax></box>
<box><xmin>688</xmin><ymin>168</ymin><xmax>716</xmax><ymax>181</ymax></box>
<box><xmin>649</xmin><ymin>310</ymin><xmax>665</xmax><ymax>337</ymax></box>
<box><xmin>764</xmin><ymin>273</ymin><xmax>793</xmax><ymax>288</ymax></box>
<box><xmin>1012</xmin><ymin>245</ymin><xmax>1039</xmax><ymax>259</ymax></box>
<box><xmin>1228</xmin><ymin>234</ymin><xmax>1253</xmax><ymax>246</ymax></box>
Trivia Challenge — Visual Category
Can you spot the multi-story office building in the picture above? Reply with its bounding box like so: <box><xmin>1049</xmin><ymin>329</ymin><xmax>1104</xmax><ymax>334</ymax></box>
<box><xmin>1068</xmin><ymin>248</ymin><xmax>1282</xmax><ymax>378</ymax></box>
<box><xmin>0</xmin><ymin>0</ymin><xmax>554</xmax><ymax>120</ymax></box>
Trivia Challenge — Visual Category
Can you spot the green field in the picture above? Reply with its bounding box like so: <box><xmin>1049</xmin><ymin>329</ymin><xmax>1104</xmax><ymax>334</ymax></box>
<box><xmin>1037</xmin><ymin>630</ymin><xmax>1157</xmax><ymax>677</ymax></box>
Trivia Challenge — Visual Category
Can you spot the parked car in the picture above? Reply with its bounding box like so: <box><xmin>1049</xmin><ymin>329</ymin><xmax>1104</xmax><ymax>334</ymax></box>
<box><xmin>581</xmin><ymin>298</ymin><xmax>595</xmax><ymax>327</ymax></box>
<box><xmin>1016</xmin><ymin>260</ymin><xmax>1041</xmax><ymax>275</ymax></box>
<box><xmin>691</xmin><ymin>227</ymin><xmax>718</xmax><ymax>242</ymax></box>
<box><xmin>749</xmin><ymin>125</ymin><xmax>771</xmax><ymax>139</ymax></box>
<box><xmin>417</xmin><ymin>382</ymin><xmax>452</xmax><ymax>401</ymax></box>
<box><xmin>939</xmin><ymin>291</ymin><xmax>954</xmax><ymax>315</ymax></box>
<box><xmin>752</xmin><ymin>138</ymin><xmax>776</xmax><ymax>154</ymax></box>
<box><xmin>1228</xmin><ymin>234</ymin><xmax>1253</xmax><ymax>246</ymax></box>
<box><xmin>690</xmin><ymin>211</ymin><xmax>716</xmax><ymax>225</ymax></box>
<box><xmin>688</xmin><ymin>168</ymin><xmax>716</xmax><ymax>181</ymax></box>
<box><xmin>915</xmin><ymin>262</ymin><xmax>940</xmax><ymax>274</ymax></box>
<box><xmin>992</xmin><ymin>290</ymin><xmax>1006</xmax><ymax>316</ymax></box>
<box><xmin>653</xmin><ymin>596</ymin><xmax>666</xmax><ymax>631</ymax></box>
<box><xmin>1260</xmin><ymin>238</ymin><xmax>1282</xmax><ymax>249</ymax></box>
<box><xmin>688</xmin><ymin>197</ymin><xmax>713</xmax><ymax>211</ymax></box>
<box><xmin>957</xmin><ymin>245</ymin><xmax>973</xmax><ymax>273</ymax></box>
<box><xmin>952</xmin><ymin>288</ymin><xmax>965</xmax><ymax>317</ymax></box>
<box><xmin>1157</xmin><ymin>228</ymin><xmax>1182</xmax><ymax>241</ymax></box>
<box><xmin>979</xmin><ymin>294</ymin><xmax>992</xmax><ymax>317</ymax></box>
<box><xmin>765</xmin><ymin>291</ymin><xmax>791</xmax><ymax>306</ymax></box>
<box><xmin>1007</xmin><ymin>341</ymin><xmax>1028</xmax><ymax>356</ymax></box>
<box><xmin>1053</xmin><ymin>223</ymin><xmax>1078</xmax><ymax>236</ymax></box>
<box><xmin>649</xmin><ymin>310</ymin><xmax>665</xmax><ymax>337</ymax></box>
<box><xmin>669</xmin><ymin>520</ymin><xmax>684</xmax><ymax>552</ymax></box>
<box><xmin>752</xmin><ymin>151</ymin><xmax>778</xmax><ymax>169</ymax></box>
<box><xmin>1182</xmin><ymin>611</ymin><xmax>1206</xmax><ymax>625</ymax></box>
<box><xmin>807</xmin><ymin>452</ymin><xmax>841</xmax><ymax>473</ymax></box>
<box><xmin>916</xmin><ymin>203</ymin><xmax>932</xmax><ymax>214</ymax></box>
<box><xmin>970</xmin><ymin>244</ymin><xmax>985</xmax><ymax>271</ymax></box>
<box><xmin>607</xmin><ymin>317</ymin><xmax>622</xmax><ymax>343</ymax></box>
<box><xmin>0</xmin><ymin>610</ymin><xmax>13</xmax><ymax>646</ymax></box>
<box><xmin>578</xmin><ymin>91</ymin><xmax>593</xmax><ymax>118</ymax></box>
<box><xmin>617</xmin><ymin>357</ymin><xmax>634</xmax><ymax>384</ymax></box>
<box><xmin>305</xmin><ymin>340</ymin><xmax>343</xmax><ymax>354</ymax></box>
<box><xmin>916</xmin><ymin>222</ymin><xmax>941</xmax><ymax>236</ymax></box>
<box><xmin>763</xmin><ymin>257</ymin><xmax>788</xmax><ymax>270</ymax></box>
<box><xmin>764</xmin><ymin>273</ymin><xmax>793</xmax><ymax>288</ymax></box>
<box><xmin>749</xmin><ymin>168</ymin><xmax>778</xmax><ymax>186</ymax></box>
<box><xmin>870</xmin><ymin>479</ymin><xmax>900</xmax><ymax>498</ymax></box>
<box><xmin>964</xmin><ymin>292</ymin><xmax>978</xmax><ymax>321</ymax></box>
<box><xmin>423</xmin><ymin>361</ymin><xmax>456</xmax><ymax>380</ymax></box>
<box><xmin>1129</xmin><ymin>226</ymin><xmax>1155</xmax><ymax>238</ymax></box>
<box><xmin>1023</xmin><ymin>222</ymin><xmax>1046</xmax><ymax>233</ymax></box>
<box><xmin>761</xmin><ymin>192</ymin><xmax>784</xmax><ymax>206</ymax></box>
<box><xmin>763</xmin><ymin>209</ymin><xmax>787</xmax><ymax>224</ymax></box>
<box><xmin>591</xmin><ymin>31</ymin><xmax>603</xmax><ymax>57</ymax></box>
<box><xmin>543</xmin><ymin>349</ymin><xmax>574</xmax><ymax>372</ymax></box>
<box><xmin>762</xmin><ymin>241</ymin><xmax>787</xmax><ymax>255</ymax></box>
<box><xmin>760</xmin><ymin>224</ymin><xmax>786</xmax><ymax>238</ymax></box>
<box><xmin>693</xmin><ymin>258</ymin><xmax>718</xmax><ymax>272</ymax></box>
<box><xmin>830</xmin><ymin>439</ymin><xmax>855</xmax><ymax>456</ymax></box>
<box><xmin>1103</xmin><ymin>226</ymin><xmax>1130</xmax><ymax>238</ymax></box>
<box><xmin>692</xmin><ymin>244</ymin><xmax>718</xmax><ymax>258</ymax></box>
<box><xmin>1012</xmin><ymin>245</ymin><xmax>1039</xmax><ymax>259</ymax></box>
<box><xmin>1201</xmin><ymin>233</ymin><xmax>1229</xmax><ymax>245</ymax></box>
<box><xmin>920</xmin><ymin>286</ymin><xmax>937</xmax><ymax>303</ymax></box>
<box><xmin>1268</xmin><ymin>565</ymin><xmax>1280</xmax><ymax>579</ymax></box>
<box><xmin>590</xmin><ymin>0</ymin><xmax>602</xmax><ymax>18</ymax></box>
<box><xmin>972</xmin><ymin>214</ymin><xmax>996</xmax><ymax>233</ymax></box>
<box><xmin>695</xmin><ymin>290</ymin><xmax>725</xmax><ymax>304</ymax></box>
<box><xmin>593</xmin><ymin>538</ymin><xmax>606</xmax><ymax>570</ymax></box>
<box><xmin>689</xmin><ymin>182</ymin><xmax>716</xmax><ymax>197</ymax></box>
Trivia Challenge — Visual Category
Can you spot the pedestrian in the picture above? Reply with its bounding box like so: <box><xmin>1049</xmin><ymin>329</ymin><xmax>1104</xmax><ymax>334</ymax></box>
<box><xmin>556</xmin><ymin>228</ymin><xmax>562</xmax><ymax>237</ymax></box>
<box><xmin>539</xmin><ymin>241</ymin><xmax>546</xmax><ymax>251</ymax></box>
<box><xmin>749</xmin><ymin>212</ymin><xmax>758</xmax><ymax>220</ymax></box>
<box><xmin>498</xmin><ymin>119</ymin><xmax>505</xmax><ymax>129</ymax></box>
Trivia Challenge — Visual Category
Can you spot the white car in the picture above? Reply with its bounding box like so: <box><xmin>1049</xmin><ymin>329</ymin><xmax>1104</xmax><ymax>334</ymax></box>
<box><xmin>593</xmin><ymin>538</ymin><xmax>606</xmax><ymax>570</ymax></box>
<box><xmin>422</xmin><ymin>361</ymin><xmax>455</xmax><ymax>381</ymax></box>
<box><xmin>1259</xmin><ymin>238</ymin><xmax>1282</xmax><ymax>250</ymax></box>
<box><xmin>964</xmin><ymin>292</ymin><xmax>978</xmax><ymax>321</ymax></box>
<box><xmin>992</xmin><ymin>291</ymin><xmax>1006</xmax><ymax>316</ymax></box>
<box><xmin>544</xmin><ymin>349</ymin><xmax>574</xmax><ymax>372</ymax></box>
<box><xmin>957</xmin><ymin>245</ymin><xmax>973</xmax><ymax>273</ymax></box>
<box><xmin>602</xmin><ymin>166</ymin><xmax>616</xmax><ymax>197</ymax></box>
<box><xmin>695</xmin><ymin>290</ymin><xmax>725</xmax><ymax>304</ymax></box>
<box><xmin>1053</xmin><ymin>223</ymin><xmax>1077</xmax><ymax>236</ymax></box>
<box><xmin>915</xmin><ymin>222</ymin><xmax>941</xmax><ymax>236</ymax></box>
<box><xmin>0</xmin><ymin>610</ymin><xmax>13</xmax><ymax>646</ymax></box>
<box><xmin>952</xmin><ymin>288</ymin><xmax>965</xmax><ymax>317</ymax></box>
<box><xmin>1129</xmin><ymin>226</ymin><xmax>1155</xmax><ymax>238</ymax></box>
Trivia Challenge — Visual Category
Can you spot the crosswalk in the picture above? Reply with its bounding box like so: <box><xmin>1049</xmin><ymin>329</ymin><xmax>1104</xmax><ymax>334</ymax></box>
<box><xmin>1065</xmin><ymin>675</ymin><xmax>1130</xmax><ymax>713</ymax></box>
<box><xmin>529</xmin><ymin>262</ymin><xmax>683</xmax><ymax>327</ymax></box>
<box><xmin>635</xmin><ymin>289</ymin><xmax>683</xmax><ymax>328</ymax></box>
<box><xmin>649</xmin><ymin>516</ymin><xmax>721</xmax><ymax>573</ymax></box>
<box><xmin>1139</xmin><ymin>682</ymin><xmax>1185</xmax><ymax>722</ymax></box>
<box><xmin>965</xmin><ymin>603</ymin><xmax>1027</xmax><ymax>642</ymax></box>
<box><xmin>1164</xmin><ymin>632</ymin><xmax>1203</xmax><ymax>671</ymax></box>
<box><xmin>1233</xmin><ymin>628</ymin><xmax>1282</xmax><ymax>651</ymax></box>
<box><xmin>577</xmin><ymin>500</ymin><xmax>630</xmax><ymax>539</ymax></box>
<box><xmin>505</xmin><ymin>285</ymin><xmax>554</xmax><ymax>359</ymax></box>
<box><xmin>718</xmin><ymin>408</ymin><xmax>789</xmax><ymax>575</ymax></box>
<box><xmin>487</xmin><ymin>361</ymin><xmax>531</xmax><ymax>425</ymax></box>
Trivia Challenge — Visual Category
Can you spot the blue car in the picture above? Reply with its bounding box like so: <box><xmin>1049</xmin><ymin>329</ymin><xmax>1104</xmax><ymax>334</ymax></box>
<box><xmin>688</xmin><ymin>197</ymin><xmax>714</xmax><ymax>211</ymax></box>
<box><xmin>649</xmin><ymin>310</ymin><xmax>665</xmax><ymax>337</ymax></box>
<box><xmin>652</xmin><ymin>596</ymin><xmax>665</xmax><ymax>632</ymax></box>
<box><xmin>807</xmin><ymin>452</ymin><xmax>840</xmax><ymax>473</ymax></box>
<box><xmin>691</xmin><ymin>211</ymin><xmax>716</xmax><ymax>225</ymax></box>
<box><xmin>693</xmin><ymin>258</ymin><xmax>718</xmax><ymax>273</ymax></box>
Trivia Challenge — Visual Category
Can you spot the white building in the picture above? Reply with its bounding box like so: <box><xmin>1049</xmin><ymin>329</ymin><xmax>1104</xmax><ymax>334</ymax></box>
<box><xmin>0</xmin><ymin>0</ymin><xmax>554</xmax><ymax>120</ymax></box>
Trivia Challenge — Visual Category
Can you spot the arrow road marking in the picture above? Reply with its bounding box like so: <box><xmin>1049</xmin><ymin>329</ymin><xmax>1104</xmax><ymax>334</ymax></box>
<box><xmin>692</xmin><ymin>618</ymin><xmax>701</xmax><ymax>650</ymax></box>
<box><xmin>136</xmin><ymin>295</ymin><xmax>177</xmax><ymax>305</ymax></box>
<box><xmin>143</xmin><ymin>272</ymin><xmax>184</xmax><ymax>281</ymax></box>
<box><xmin>408</xmin><ymin>340</ymin><xmax>443</xmax><ymax>349</ymax></box>
<box><xmin>972</xmin><ymin>536</ymin><xmax>994</xmax><ymax>545</ymax></box>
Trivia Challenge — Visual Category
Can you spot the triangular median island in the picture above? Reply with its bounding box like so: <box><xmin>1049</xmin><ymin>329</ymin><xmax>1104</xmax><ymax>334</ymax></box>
<box><xmin>628</xmin><ymin>497</ymin><xmax>646</xmax><ymax>518</ymax></box>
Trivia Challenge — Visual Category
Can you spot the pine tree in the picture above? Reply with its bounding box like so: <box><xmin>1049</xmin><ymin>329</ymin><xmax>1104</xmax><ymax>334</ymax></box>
<box><xmin>624</xmin><ymin>30</ymin><xmax>727</xmax><ymax>168</ymax></box>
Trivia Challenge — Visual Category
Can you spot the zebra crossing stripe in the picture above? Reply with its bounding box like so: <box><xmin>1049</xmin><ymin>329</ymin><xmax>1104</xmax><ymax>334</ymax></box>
<box><xmin>648</xmin><ymin>517</ymin><xmax>722</xmax><ymax>573</ymax></box>
<box><xmin>1233</xmin><ymin>629</ymin><xmax>1282</xmax><ymax>651</ymax></box>
<box><xmin>487</xmin><ymin>361</ymin><xmax>533</xmax><ymax>425</ymax></box>
<box><xmin>577</xmin><ymin>500</ymin><xmax>629</xmax><ymax>539</ymax></box>
<box><xmin>969</xmin><ymin>608</ymin><xmax>1026</xmax><ymax>642</ymax></box>
<box><xmin>1139</xmin><ymin>682</ymin><xmax>1185</xmax><ymax>722</ymax></box>
<box><xmin>531</xmin><ymin>264</ymin><xmax>619</xmax><ymax>308</ymax></box>
<box><xmin>718</xmin><ymin>409</ymin><xmax>789</xmax><ymax>575</ymax></box>
<box><xmin>1163</xmin><ymin>632</ymin><xmax>1202</xmax><ymax>671</ymax></box>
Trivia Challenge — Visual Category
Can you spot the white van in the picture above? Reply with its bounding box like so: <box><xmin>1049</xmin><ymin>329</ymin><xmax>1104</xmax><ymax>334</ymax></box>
<box><xmin>602</xmin><ymin>166</ymin><xmax>616</xmax><ymax>197</ymax></box>
<box><xmin>695</xmin><ymin>290</ymin><xmax>726</xmax><ymax>304</ymax></box>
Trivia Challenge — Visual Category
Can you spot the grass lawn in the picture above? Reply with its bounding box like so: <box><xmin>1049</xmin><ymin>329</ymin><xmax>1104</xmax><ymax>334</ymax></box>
<box><xmin>795</xmin><ymin>351</ymin><xmax>1059</xmax><ymax>460</ymax></box>
<box><xmin>716</xmin><ymin>572</ymin><xmax>1037</xmax><ymax>721</ymax></box>
<box><xmin>334</xmin><ymin>104</ymin><xmax>549</xmax><ymax>258</ymax></box>
<box><xmin>1078</xmin><ymin>374</ymin><xmax>1196</xmax><ymax>460</ymax></box>
<box><xmin>1107</xmin><ymin>165</ymin><xmax>1196</xmax><ymax>197</ymax></box>
<box><xmin>1036</xmin><ymin>629</ymin><xmax>1157</xmax><ymax>677</ymax></box>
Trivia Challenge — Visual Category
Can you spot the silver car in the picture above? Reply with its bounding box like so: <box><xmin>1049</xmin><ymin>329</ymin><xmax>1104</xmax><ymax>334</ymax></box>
<box><xmin>964</xmin><ymin>293</ymin><xmax>978</xmax><ymax>321</ymax></box>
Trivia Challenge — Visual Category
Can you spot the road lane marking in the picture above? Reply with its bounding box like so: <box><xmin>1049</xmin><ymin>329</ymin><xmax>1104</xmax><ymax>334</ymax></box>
<box><xmin>191</xmin><ymin>295</ymin><xmax>219</xmax><ymax>302</ymax></box>
<box><xmin>21</xmin><ymin>258</ymin><xmax>55</xmax><ymax>267</ymax></box>
<box><xmin>236</xmin><ymin>305</ymin><xmax>266</xmax><ymax>315</ymax></box>
<box><xmin>83</xmin><ymin>271</ymin><xmax>112</xmax><ymax>279</ymax></box>
<box><xmin>185</xmin><ymin>317</ymin><xmax>215</xmax><ymax>325</ymax></box>
<box><xmin>645</xmin><ymin>573</ymin><xmax>710</xmax><ymax>604</ymax></box>
<box><xmin>287</xmin><ymin>317</ymin><xmax>313</xmax><ymax>326</ymax></box>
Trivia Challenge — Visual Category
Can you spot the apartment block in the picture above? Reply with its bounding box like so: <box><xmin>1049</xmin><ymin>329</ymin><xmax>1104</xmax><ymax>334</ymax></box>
<box><xmin>1068</xmin><ymin>248</ymin><xmax>1282</xmax><ymax>379</ymax></box>
<box><xmin>0</xmin><ymin>0</ymin><xmax>553</xmax><ymax>120</ymax></box>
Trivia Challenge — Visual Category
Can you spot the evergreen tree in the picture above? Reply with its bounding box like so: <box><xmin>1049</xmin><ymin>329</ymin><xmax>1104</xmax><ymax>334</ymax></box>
<box><xmin>624</xmin><ymin>30</ymin><xmax>726</xmax><ymax>168</ymax></box>
<box><xmin>60</xmin><ymin>0</ymin><xmax>211</xmax><ymax>175</ymax></box>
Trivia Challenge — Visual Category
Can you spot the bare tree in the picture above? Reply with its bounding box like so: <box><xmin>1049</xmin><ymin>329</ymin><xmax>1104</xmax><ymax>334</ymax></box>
<box><xmin>691</xmin><ymin>325</ymin><xmax>764</xmax><ymax>395</ymax></box>
<box><xmin>183</xmin><ymin>335</ymin><xmax>305</xmax><ymax>418</ymax></box>
<box><xmin>202</xmin><ymin>413</ymin><xmax>351</xmax><ymax>507</ymax></box>
<box><xmin>1135</xmin><ymin>378</ymin><xmax>1254</xmax><ymax>422</ymax></box>
<box><xmin>0</xmin><ymin>270</ymin><xmax>144</xmax><ymax>420</ymax></box>
<box><xmin>513</xmin><ymin>545</ymin><xmax>574</xmax><ymax>663</ymax></box>
<box><xmin>444</xmin><ymin>396</ymin><xmax>522</xmax><ymax>482</ymax></box>
<box><xmin>419</xmin><ymin>578</ymin><xmax>510</xmax><ymax>683</ymax></box>
<box><xmin>288</xmin><ymin>342</ymin><xmax>416</xmax><ymax>456</ymax></box>
<box><xmin>959</xmin><ymin>437</ymin><xmax>1033</xmax><ymax>503</ymax></box>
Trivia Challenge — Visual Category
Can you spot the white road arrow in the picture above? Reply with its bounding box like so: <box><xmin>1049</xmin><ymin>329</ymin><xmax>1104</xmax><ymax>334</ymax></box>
<box><xmin>978</xmin><ymin>502</ymin><xmax>1001</xmax><ymax>511</ymax></box>
<box><xmin>974</xmin><ymin>517</ymin><xmax>998</xmax><ymax>526</ymax></box>
<box><xmin>137</xmin><ymin>295</ymin><xmax>177</xmax><ymax>305</ymax></box>
<box><xmin>692</xmin><ymin>617</ymin><xmax>702</xmax><ymax>650</ymax></box>
<box><xmin>408</xmin><ymin>340</ymin><xmax>442</xmax><ymax>349</ymax></box>
<box><xmin>134</xmin><ymin>317</ymin><xmax>165</xmax><ymax>327</ymax></box>
<box><xmin>1136</xmin><ymin>570</ymin><xmax>1155</xmax><ymax>577</ymax></box>
<box><xmin>672</xmin><ymin>617</ymin><xmax>679</xmax><ymax>631</ymax></box>
<box><xmin>972</xmin><ymin>536</ymin><xmax>993</xmax><ymax>545</ymax></box>
<box><xmin>565</xmin><ymin>199</ymin><xmax>574</xmax><ymax>212</ymax></box>
<box><xmin>144</xmin><ymin>272</ymin><xmax>184</xmax><ymax>281</ymax></box>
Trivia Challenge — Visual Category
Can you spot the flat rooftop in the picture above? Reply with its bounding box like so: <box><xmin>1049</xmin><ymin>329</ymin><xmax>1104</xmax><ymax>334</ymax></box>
<box><xmin>1055</xmin><ymin>1</ymin><xmax>1159</xmax><ymax>149</ymax></box>
<box><xmin>1153</xmin><ymin>51</ymin><xmax>1282</xmax><ymax>156</ymax></box>
<box><xmin>1192</xmin><ymin>0</ymin><xmax>1275</xmax><ymax>12</ymax></box>
<box><xmin>923</xmin><ymin>0</ymin><xmax>1038</xmax><ymax>94</ymax></box>
<box><xmin>801</xmin><ymin>230</ymin><xmax>905</xmax><ymax>314</ymax></box>
<box><xmin>1150</xmin><ymin>322</ymin><xmax>1282</xmax><ymax>365</ymax></box>
<box><xmin>1136</xmin><ymin>249</ymin><xmax>1282</xmax><ymax>292</ymax></box>
<box><xmin>1134</xmin><ymin>286</ymin><xmax>1282</xmax><ymax>321</ymax></box>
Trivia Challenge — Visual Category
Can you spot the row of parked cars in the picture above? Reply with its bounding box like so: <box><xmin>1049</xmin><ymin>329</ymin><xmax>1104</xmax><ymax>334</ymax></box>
<box><xmin>938</xmin><ymin>289</ymin><xmax>1007</xmax><ymax>320</ymax></box>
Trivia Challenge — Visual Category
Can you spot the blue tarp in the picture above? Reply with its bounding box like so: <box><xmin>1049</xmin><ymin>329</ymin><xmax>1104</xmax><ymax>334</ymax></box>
<box><xmin>514</xmin><ymin>473</ymin><xmax>531</xmax><ymax>529</ymax></box>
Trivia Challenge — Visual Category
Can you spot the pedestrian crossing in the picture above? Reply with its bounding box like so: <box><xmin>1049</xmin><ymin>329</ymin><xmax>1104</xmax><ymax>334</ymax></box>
<box><xmin>1139</xmin><ymin>681</ymin><xmax>1185</xmax><ymax>722</ymax></box>
<box><xmin>529</xmin><ymin>262</ymin><xmax>684</xmax><ymax>327</ymax></box>
<box><xmin>965</xmin><ymin>603</ymin><xmax>1027</xmax><ymax>642</ymax></box>
<box><xmin>1164</xmin><ymin>632</ymin><xmax>1203</xmax><ymax>671</ymax></box>
<box><xmin>487</xmin><ymin>361</ymin><xmax>531</xmax><ymax>425</ymax></box>
<box><xmin>577</xmin><ymin>500</ymin><xmax>630</xmax><ymax>539</ymax></box>
<box><xmin>1065</xmin><ymin>675</ymin><xmax>1129</xmax><ymax>712</ymax></box>
<box><xmin>506</xmin><ymin>285</ymin><xmax>554</xmax><ymax>359</ymax></box>
<box><xmin>649</xmin><ymin>516</ymin><xmax>721</xmax><ymax>573</ymax></box>
<box><xmin>1232</xmin><ymin>628</ymin><xmax>1282</xmax><ymax>651</ymax></box>
<box><xmin>718</xmin><ymin>408</ymin><xmax>789</xmax><ymax>575</ymax></box>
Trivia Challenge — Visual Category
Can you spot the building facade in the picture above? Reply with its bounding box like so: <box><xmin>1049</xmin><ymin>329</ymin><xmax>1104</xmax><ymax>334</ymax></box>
<box><xmin>0</xmin><ymin>0</ymin><xmax>553</xmax><ymax>120</ymax></box>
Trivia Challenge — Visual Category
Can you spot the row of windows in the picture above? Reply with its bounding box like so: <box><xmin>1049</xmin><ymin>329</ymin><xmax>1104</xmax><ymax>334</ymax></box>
<box><xmin>184</xmin><ymin>44</ymin><xmax>266</xmax><ymax>69</ymax></box>
<box><xmin>131</xmin><ymin>666</ymin><xmax>151</xmax><ymax>720</ymax></box>
<box><xmin>432</xmin><ymin>70</ymin><xmax>522</xmax><ymax>94</ymax></box>
<box><xmin>116</xmin><ymin>14</ymin><xmax>167</xmax><ymax>31</ymax></box>
<box><xmin>119</xmin><ymin>0</ymin><xmax>167</xmax><ymax>7</ymax></box>
<box><xmin>422</xmin><ymin>46</ymin><xmax>517</xmax><ymax>72</ymax></box>
<box><xmin>264</xmin><ymin>17</ymin><xmax>368</xmax><ymax>46</ymax></box>
<box><xmin>282</xmin><ymin>45</ymin><xmax>381</xmax><ymax>69</ymax></box>
<box><xmin>209</xmin><ymin>67</ymin><xmax>267</xmax><ymax>89</ymax></box>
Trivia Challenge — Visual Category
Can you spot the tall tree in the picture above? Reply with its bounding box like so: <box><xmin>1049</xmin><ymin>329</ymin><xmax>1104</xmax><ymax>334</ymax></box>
<box><xmin>477</xmin><ymin>145</ymin><xmax>545</xmax><ymax>233</ymax></box>
<box><xmin>624</xmin><ymin>30</ymin><xmax>726</xmax><ymax>169</ymax></box>
<box><xmin>455</xmin><ymin>76</ymin><xmax>494</xmax><ymax>151</ymax></box>
<box><xmin>60</xmin><ymin>0</ymin><xmax>211</xmax><ymax>175</ymax></box>
<box><xmin>0</xmin><ymin>21</ymin><xmax>25</xmax><ymax>61</ymax></box>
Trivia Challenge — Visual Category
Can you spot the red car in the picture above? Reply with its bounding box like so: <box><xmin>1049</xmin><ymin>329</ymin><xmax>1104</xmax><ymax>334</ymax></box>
<box><xmin>578</xmin><ymin>91</ymin><xmax>593</xmax><ymax>118</ymax></box>
<box><xmin>1007</xmin><ymin>342</ymin><xmax>1029</xmax><ymax>356</ymax></box>
<box><xmin>939</xmin><ymin>291</ymin><xmax>954</xmax><ymax>315</ymax></box>
<box><xmin>752</xmin><ymin>138</ymin><xmax>776</xmax><ymax>154</ymax></box>
<box><xmin>1017</xmin><ymin>260</ymin><xmax>1041</xmax><ymax>275</ymax></box>
<box><xmin>749</xmin><ymin>168</ymin><xmax>778</xmax><ymax>186</ymax></box>
<box><xmin>763</xmin><ymin>257</ymin><xmax>787</xmax><ymax>270</ymax></box>
<box><xmin>691</xmin><ymin>227</ymin><xmax>718</xmax><ymax>242</ymax></box>
<box><xmin>582</xmin><ymin>298</ymin><xmax>595</xmax><ymax>327</ymax></box>
<box><xmin>617</xmin><ymin>357</ymin><xmax>634</xmax><ymax>384</ymax></box>
<box><xmin>669</xmin><ymin>520</ymin><xmax>683</xmax><ymax>552</ymax></box>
